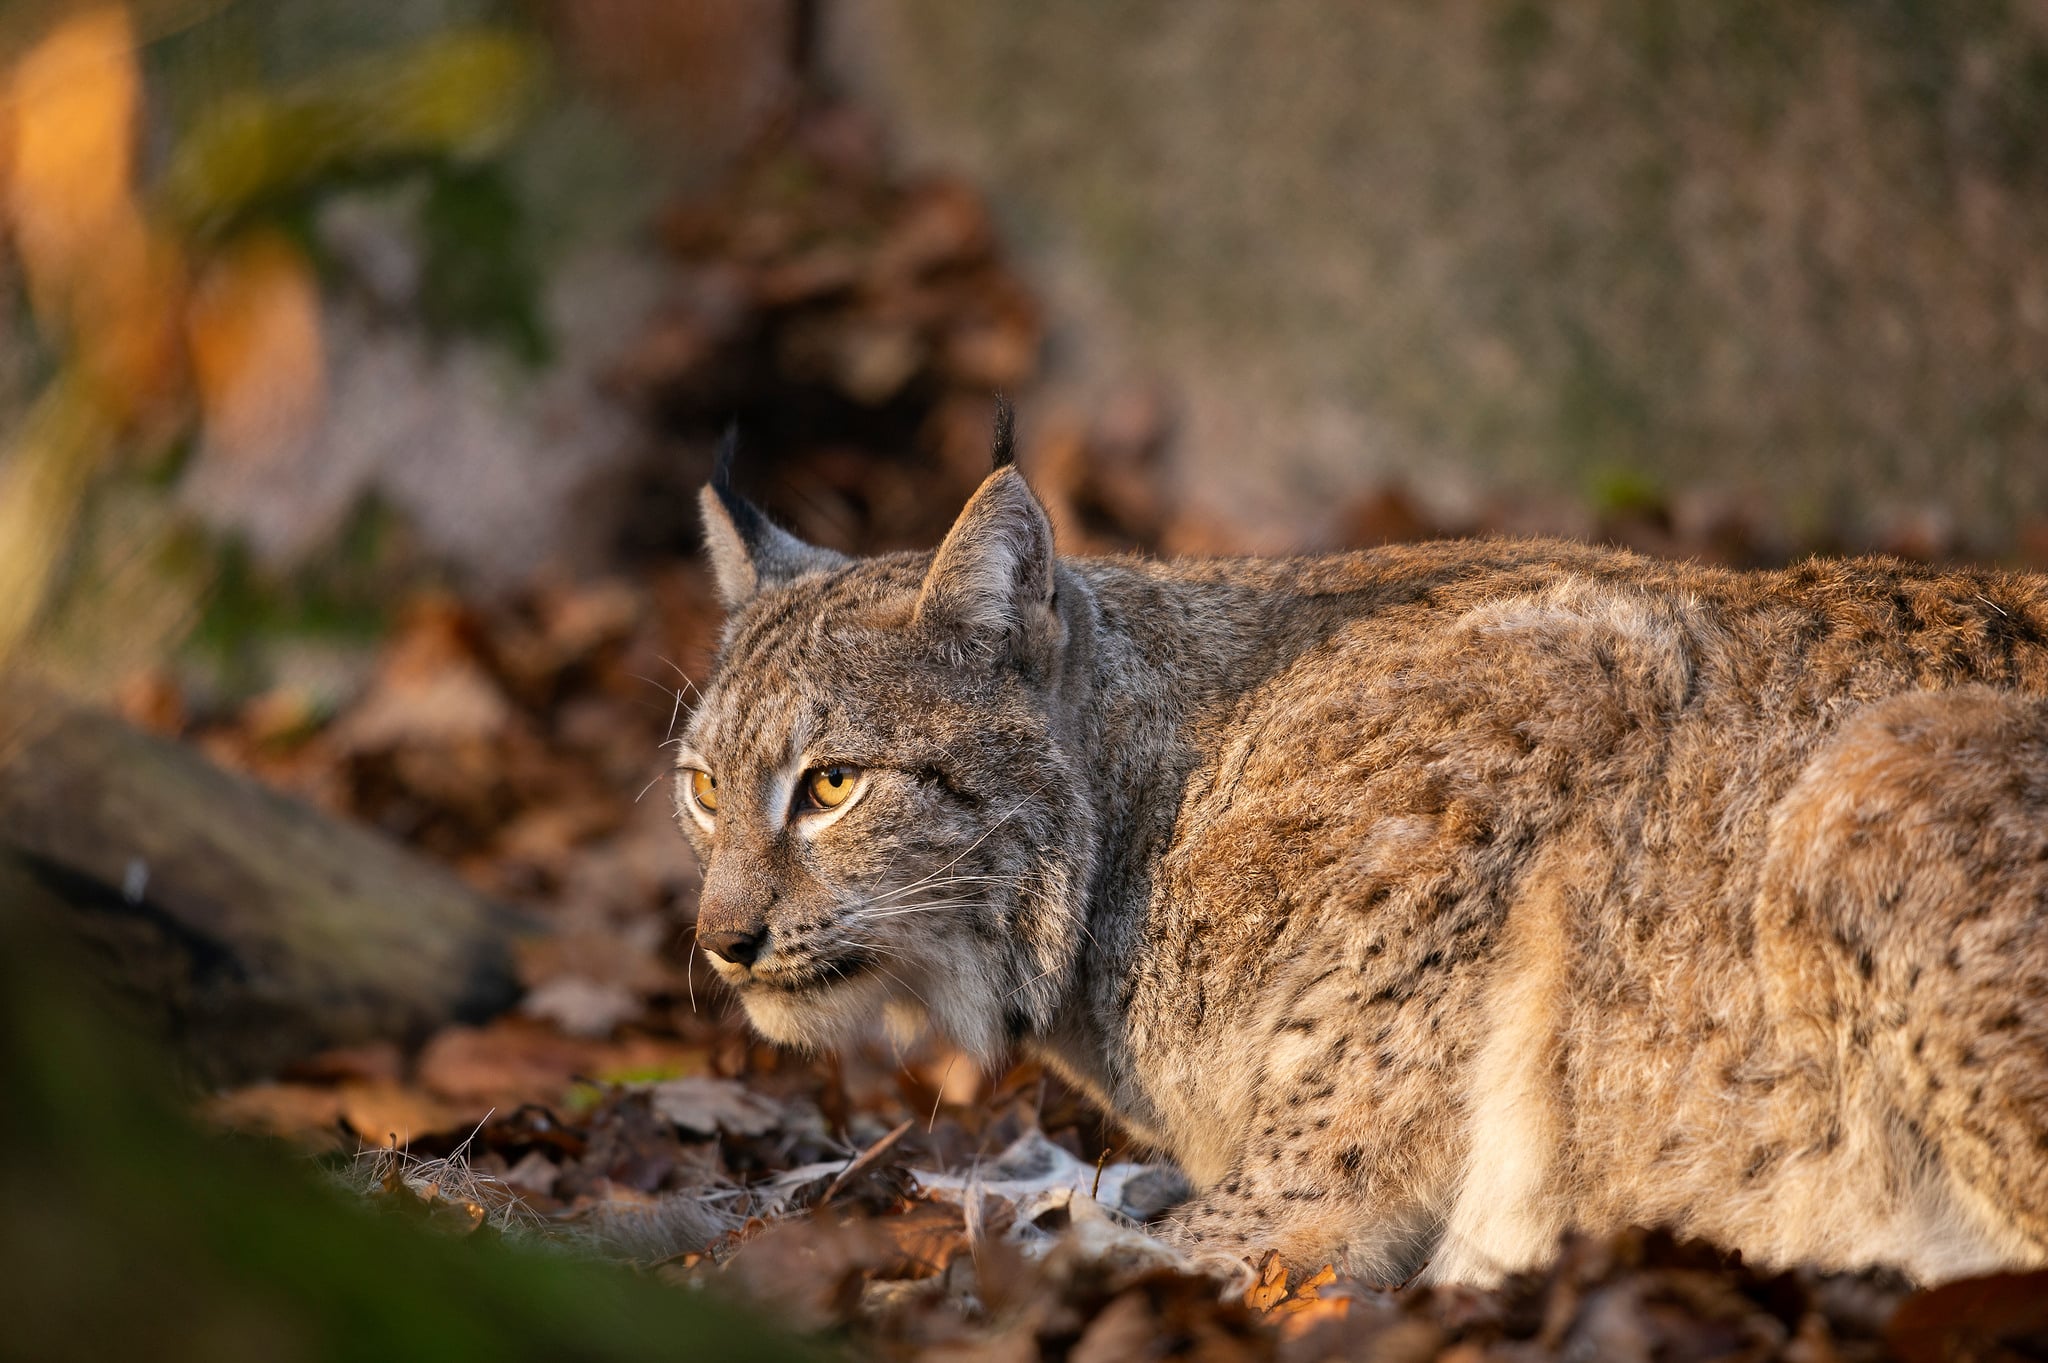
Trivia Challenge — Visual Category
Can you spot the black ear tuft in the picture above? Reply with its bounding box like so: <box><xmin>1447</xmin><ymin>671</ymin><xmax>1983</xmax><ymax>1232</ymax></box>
<box><xmin>990</xmin><ymin>396</ymin><xmax>1016</xmax><ymax>470</ymax></box>
<box><xmin>709</xmin><ymin>422</ymin><xmax>774</xmax><ymax>544</ymax></box>
<box><xmin>698</xmin><ymin>423</ymin><xmax>849</xmax><ymax>611</ymax></box>
<box><xmin>712</xmin><ymin>421</ymin><xmax>740</xmax><ymax>493</ymax></box>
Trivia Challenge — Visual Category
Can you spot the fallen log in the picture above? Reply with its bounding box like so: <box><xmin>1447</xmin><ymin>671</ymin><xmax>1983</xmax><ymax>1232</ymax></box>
<box><xmin>0</xmin><ymin>679</ymin><xmax>532</xmax><ymax>1083</ymax></box>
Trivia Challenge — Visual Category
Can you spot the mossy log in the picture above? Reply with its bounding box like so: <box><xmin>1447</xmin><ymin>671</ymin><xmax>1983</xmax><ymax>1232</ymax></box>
<box><xmin>0</xmin><ymin>679</ymin><xmax>531</xmax><ymax>1083</ymax></box>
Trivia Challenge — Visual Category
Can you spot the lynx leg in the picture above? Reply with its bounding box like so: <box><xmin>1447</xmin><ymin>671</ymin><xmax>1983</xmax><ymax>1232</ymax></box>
<box><xmin>1762</xmin><ymin>686</ymin><xmax>2048</xmax><ymax>1279</ymax></box>
<box><xmin>1422</xmin><ymin>840</ymin><xmax>1580</xmax><ymax>1285</ymax></box>
<box><xmin>1162</xmin><ymin>1165</ymin><xmax>1437</xmax><ymax>1286</ymax></box>
<box><xmin>1160</xmin><ymin>1173</ymin><xmax>1297</xmax><ymax>1273</ymax></box>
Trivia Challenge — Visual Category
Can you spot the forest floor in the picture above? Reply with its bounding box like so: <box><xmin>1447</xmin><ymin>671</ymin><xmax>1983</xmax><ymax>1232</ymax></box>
<box><xmin>158</xmin><ymin>101</ymin><xmax>2048</xmax><ymax>1363</ymax></box>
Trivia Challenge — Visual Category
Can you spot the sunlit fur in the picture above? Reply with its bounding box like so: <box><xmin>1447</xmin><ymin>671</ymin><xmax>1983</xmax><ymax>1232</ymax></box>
<box><xmin>676</xmin><ymin>470</ymin><xmax>1087</xmax><ymax>1066</ymax></box>
<box><xmin>680</xmin><ymin>463</ymin><xmax>2048</xmax><ymax>1288</ymax></box>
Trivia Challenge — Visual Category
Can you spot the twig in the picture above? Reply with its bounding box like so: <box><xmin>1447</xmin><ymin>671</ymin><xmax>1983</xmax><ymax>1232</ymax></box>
<box><xmin>819</xmin><ymin>1118</ymin><xmax>913</xmax><ymax>1208</ymax></box>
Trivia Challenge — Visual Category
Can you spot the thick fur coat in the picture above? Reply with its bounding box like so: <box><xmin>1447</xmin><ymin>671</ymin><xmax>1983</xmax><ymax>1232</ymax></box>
<box><xmin>675</xmin><ymin>450</ymin><xmax>2048</xmax><ymax>1286</ymax></box>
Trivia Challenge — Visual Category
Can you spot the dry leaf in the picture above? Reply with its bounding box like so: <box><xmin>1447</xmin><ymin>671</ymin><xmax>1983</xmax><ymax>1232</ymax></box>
<box><xmin>186</xmin><ymin>231</ymin><xmax>326</xmax><ymax>460</ymax></box>
<box><xmin>645</xmin><ymin>1076</ymin><xmax>784</xmax><ymax>1137</ymax></box>
<box><xmin>865</xmin><ymin>1199</ymin><xmax>968</xmax><ymax>1281</ymax></box>
<box><xmin>1270</xmin><ymin>1265</ymin><xmax>1353</xmax><ymax>1342</ymax></box>
<box><xmin>1068</xmin><ymin>1291</ymin><xmax>1158</xmax><ymax>1363</ymax></box>
<box><xmin>1275</xmin><ymin>1294</ymin><xmax>1353</xmax><ymax>1342</ymax></box>
<box><xmin>1246</xmin><ymin>1249</ymin><xmax>1290</xmax><ymax>1311</ymax></box>
<box><xmin>418</xmin><ymin>1020</ymin><xmax>706</xmax><ymax>1106</ymax></box>
<box><xmin>4</xmin><ymin>7</ymin><xmax>139</xmax><ymax>317</ymax></box>
<box><xmin>1295</xmin><ymin>1264</ymin><xmax>1337</xmax><ymax>1298</ymax></box>
<box><xmin>501</xmin><ymin>1149</ymin><xmax>562</xmax><ymax>1197</ymax></box>
<box><xmin>3</xmin><ymin>7</ymin><xmax>185</xmax><ymax>413</ymax></box>
<box><xmin>417</xmin><ymin>1021</ymin><xmax>600</xmax><ymax>1105</ymax></box>
<box><xmin>73</xmin><ymin>209</ymin><xmax>186</xmax><ymax>410</ymax></box>
<box><xmin>337</xmin><ymin>1080</ymin><xmax>466</xmax><ymax>1146</ymax></box>
<box><xmin>334</xmin><ymin>649</ymin><xmax>513</xmax><ymax>752</ymax></box>
<box><xmin>521</xmin><ymin>976</ymin><xmax>643</xmax><ymax>1039</ymax></box>
<box><xmin>203</xmin><ymin>1081</ymin><xmax>347</xmax><ymax>1140</ymax></box>
<box><xmin>1888</xmin><ymin>1269</ymin><xmax>2048</xmax><ymax>1363</ymax></box>
<box><xmin>282</xmin><ymin>1041</ymin><xmax>405</xmax><ymax>1085</ymax></box>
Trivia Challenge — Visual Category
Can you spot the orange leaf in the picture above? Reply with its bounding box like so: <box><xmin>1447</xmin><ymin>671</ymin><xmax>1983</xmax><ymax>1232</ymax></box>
<box><xmin>336</xmin><ymin>1080</ymin><xmax>465</xmax><ymax>1147</ymax></box>
<box><xmin>866</xmin><ymin>1199</ymin><xmax>968</xmax><ymax>1280</ymax></box>
<box><xmin>1296</xmin><ymin>1263</ymin><xmax>1338</xmax><ymax>1298</ymax></box>
<box><xmin>1276</xmin><ymin>1294</ymin><xmax>1353</xmax><ymax>1341</ymax></box>
<box><xmin>4</xmin><ymin>7</ymin><xmax>138</xmax><ymax>312</ymax></box>
<box><xmin>1246</xmin><ymin>1249</ymin><xmax>1290</xmax><ymax>1311</ymax></box>
<box><xmin>3</xmin><ymin>7</ymin><xmax>186</xmax><ymax>414</ymax></box>
<box><xmin>186</xmin><ymin>230</ymin><xmax>326</xmax><ymax>460</ymax></box>
<box><xmin>202</xmin><ymin>1081</ymin><xmax>347</xmax><ymax>1142</ymax></box>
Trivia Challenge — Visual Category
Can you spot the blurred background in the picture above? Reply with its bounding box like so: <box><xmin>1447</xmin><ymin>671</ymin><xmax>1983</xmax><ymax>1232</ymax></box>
<box><xmin>13</xmin><ymin>0</ymin><xmax>2048</xmax><ymax>700</ymax></box>
<box><xmin>6</xmin><ymin>2</ymin><xmax>2048</xmax><ymax>1357</ymax></box>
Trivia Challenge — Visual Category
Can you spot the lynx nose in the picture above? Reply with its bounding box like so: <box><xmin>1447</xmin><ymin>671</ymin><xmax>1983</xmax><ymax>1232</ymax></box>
<box><xmin>701</xmin><ymin>928</ymin><xmax>765</xmax><ymax>966</ymax></box>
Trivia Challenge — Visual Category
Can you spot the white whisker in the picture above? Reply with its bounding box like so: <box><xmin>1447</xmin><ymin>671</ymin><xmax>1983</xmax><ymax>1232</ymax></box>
<box><xmin>861</xmin><ymin>874</ymin><xmax>1026</xmax><ymax>906</ymax></box>
<box><xmin>850</xmin><ymin>901</ymin><xmax>977</xmax><ymax>923</ymax></box>
<box><xmin>1004</xmin><ymin>960</ymin><xmax>1062</xmax><ymax>1002</ymax></box>
<box><xmin>653</xmin><ymin>655</ymin><xmax>703</xmax><ymax>703</ymax></box>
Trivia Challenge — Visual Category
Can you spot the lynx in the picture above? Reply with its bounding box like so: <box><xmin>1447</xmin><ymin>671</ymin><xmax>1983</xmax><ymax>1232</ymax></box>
<box><xmin>673</xmin><ymin>424</ymin><xmax>2048</xmax><ymax>1286</ymax></box>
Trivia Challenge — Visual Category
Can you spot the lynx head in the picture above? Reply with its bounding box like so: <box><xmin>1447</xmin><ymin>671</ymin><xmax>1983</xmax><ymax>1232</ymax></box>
<box><xmin>675</xmin><ymin>420</ymin><xmax>1096</xmax><ymax>1064</ymax></box>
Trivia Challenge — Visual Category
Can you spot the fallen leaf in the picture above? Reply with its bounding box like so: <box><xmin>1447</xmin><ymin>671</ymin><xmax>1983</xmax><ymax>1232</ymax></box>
<box><xmin>337</xmin><ymin>1080</ymin><xmax>467</xmax><ymax>1146</ymax></box>
<box><xmin>203</xmin><ymin>1082</ymin><xmax>345</xmax><ymax>1141</ymax></box>
<box><xmin>335</xmin><ymin>654</ymin><xmax>513</xmax><ymax>752</ymax></box>
<box><xmin>331</xmin><ymin>596</ymin><xmax>513</xmax><ymax>753</ymax></box>
<box><xmin>501</xmin><ymin>1148</ymin><xmax>562</xmax><ymax>1197</ymax></box>
<box><xmin>186</xmin><ymin>230</ymin><xmax>326</xmax><ymax>460</ymax></box>
<box><xmin>1246</xmin><ymin>1249</ymin><xmax>1289</xmax><ymax>1311</ymax></box>
<box><xmin>1068</xmin><ymin>1288</ymin><xmax>1156</xmax><ymax>1363</ymax></box>
<box><xmin>864</xmin><ymin>1199</ymin><xmax>968</xmax><ymax>1281</ymax></box>
<box><xmin>1275</xmin><ymin>1293</ymin><xmax>1353</xmax><ymax>1341</ymax></box>
<box><xmin>277</xmin><ymin>1042</ymin><xmax>405</xmax><ymax>1087</ymax></box>
<box><xmin>520</xmin><ymin>976</ymin><xmax>642</xmax><ymax>1038</ymax></box>
<box><xmin>1293</xmin><ymin>1264</ymin><xmax>1337</xmax><ymax>1299</ymax></box>
<box><xmin>417</xmin><ymin>1020</ymin><xmax>596</xmax><ymax>1105</ymax></box>
<box><xmin>1888</xmin><ymin>1269</ymin><xmax>2048</xmax><ymax>1363</ymax></box>
<box><xmin>5</xmin><ymin>7</ymin><xmax>138</xmax><ymax>316</ymax></box>
<box><xmin>644</xmin><ymin>1076</ymin><xmax>784</xmax><ymax>1137</ymax></box>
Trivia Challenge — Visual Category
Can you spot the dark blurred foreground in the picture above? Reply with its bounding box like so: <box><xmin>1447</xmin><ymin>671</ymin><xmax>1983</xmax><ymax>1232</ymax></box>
<box><xmin>0</xmin><ymin>893</ymin><xmax>813</xmax><ymax>1363</ymax></box>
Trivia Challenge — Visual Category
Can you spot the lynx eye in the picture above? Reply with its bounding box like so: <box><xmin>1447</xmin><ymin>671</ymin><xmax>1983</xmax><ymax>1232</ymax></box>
<box><xmin>803</xmin><ymin>765</ymin><xmax>861</xmax><ymax>811</ymax></box>
<box><xmin>687</xmin><ymin>769</ymin><xmax>718</xmax><ymax>814</ymax></box>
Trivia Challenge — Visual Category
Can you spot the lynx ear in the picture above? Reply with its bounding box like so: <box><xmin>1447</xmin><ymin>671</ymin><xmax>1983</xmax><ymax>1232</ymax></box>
<box><xmin>698</xmin><ymin>429</ymin><xmax>846</xmax><ymax>611</ymax></box>
<box><xmin>914</xmin><ymin>464</ymin><xmax>1056</xmax><ymax>652</ymax></box>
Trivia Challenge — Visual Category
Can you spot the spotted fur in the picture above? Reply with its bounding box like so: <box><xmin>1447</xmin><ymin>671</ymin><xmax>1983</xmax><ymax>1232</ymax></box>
<box><xmin>676</xmin><ymin>457</ymin><xmax>2048</xmax><ymax>1286</ymax></box>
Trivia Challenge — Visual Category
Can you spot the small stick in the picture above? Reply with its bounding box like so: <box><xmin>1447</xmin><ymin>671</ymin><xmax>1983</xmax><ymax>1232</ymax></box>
<box><xmin>819</xmin><ymin>1118</ymin><xmax>914</xmax><ymax>1207</ymax></box>
<box><xmin>928</xmin><ymin>1053</ymin><xmax>959</xmax><ymax>1133</ymax></box>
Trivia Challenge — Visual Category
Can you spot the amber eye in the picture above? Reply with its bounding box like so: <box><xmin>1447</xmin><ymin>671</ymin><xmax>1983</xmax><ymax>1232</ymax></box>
<box><xmin>687</xmin><ymin>769</ymin><xmax>718</xmax><ymax>814</ymax></box>
<box><xmin>804</xmin><ymin>765</ymin><xmax>860</xmax><ymax>811</ymax></box>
